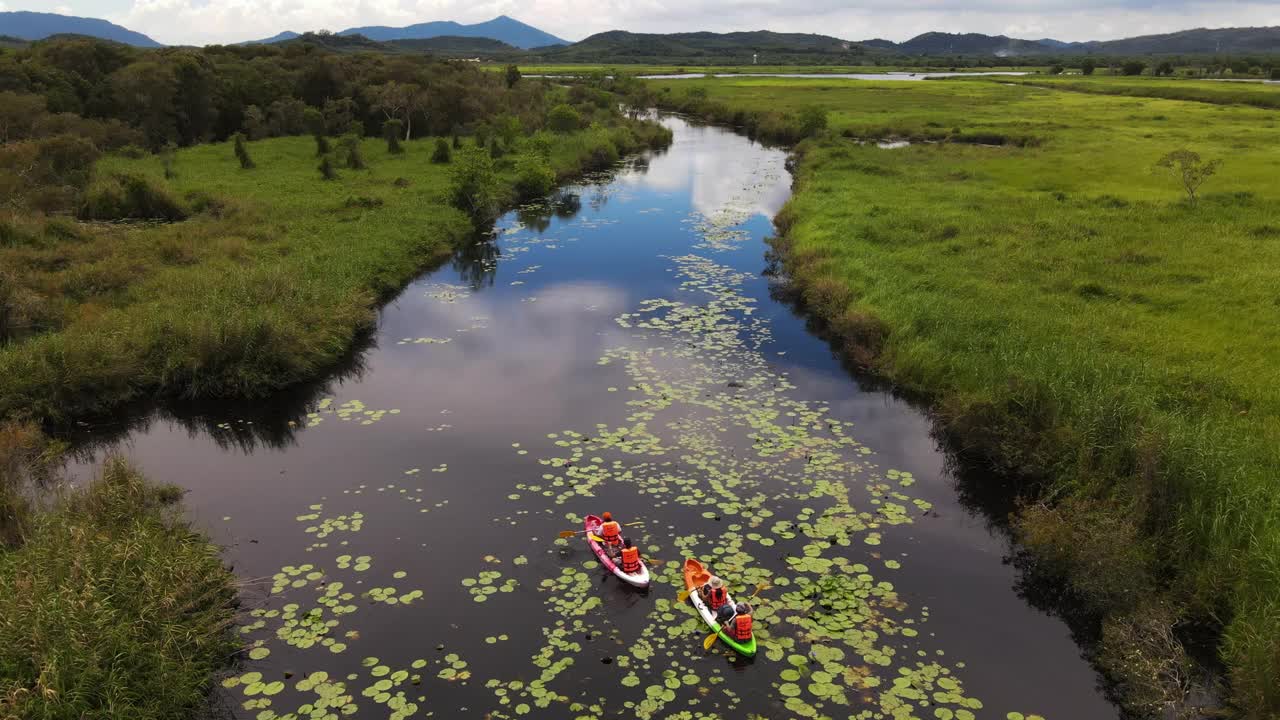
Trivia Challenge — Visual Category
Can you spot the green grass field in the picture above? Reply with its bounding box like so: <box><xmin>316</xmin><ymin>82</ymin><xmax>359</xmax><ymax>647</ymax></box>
<box><xmin>507</xmin><ymin>63</ymin><xmax>1049</xmax><ymax>76</ymax></box>
<box><xmin>650</xmin><ymin>76</ymin><xmax>1280</xmax><ymax>716</ymax></box>
<box><xmin>0</xmin><ymin>122</ymin><xmax>668</xmax><ymax>423</ymax></box>
<box><xmin>977</xmin><ymin>74</ymin><xmax>1280</xmax><ymax>110</ymax></box>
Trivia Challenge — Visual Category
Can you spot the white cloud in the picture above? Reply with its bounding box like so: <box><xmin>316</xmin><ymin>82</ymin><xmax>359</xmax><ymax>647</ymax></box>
<box><xmin>32</xmin><ymin>0</ymin><xmax>1280</xmax><ymax>46</ymax></box>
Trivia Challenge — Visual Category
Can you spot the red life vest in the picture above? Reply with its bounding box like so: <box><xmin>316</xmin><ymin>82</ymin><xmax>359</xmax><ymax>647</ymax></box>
<box><xmin>621</xmin><ymin>546</ymin><xmax>640</xmax><ymax>573</ymax></box>
<box><xmin>732</xmin><ymin>613</ymin><xmax>753</xmax><ymax>641</ymax></box>
<box><xmin>600</xmin><ymin>521</ymin><xmax>622</xmax><ymax>545</ymax></box>
<box><xmin>709</xmin><ymin>586</ymin><xmax>728</xmax><ymax>610</ymax></box>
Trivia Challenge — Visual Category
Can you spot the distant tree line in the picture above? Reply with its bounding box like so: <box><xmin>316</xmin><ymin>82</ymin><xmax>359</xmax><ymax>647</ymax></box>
<box><xmin>0</xmin><ymin>37</ymin><xmax>554</xmax><ymax>151</ymax></box>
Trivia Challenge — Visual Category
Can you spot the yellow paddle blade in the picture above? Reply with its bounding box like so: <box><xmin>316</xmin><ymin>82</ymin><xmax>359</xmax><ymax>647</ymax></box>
<box><xmin>677</xmin><ymin>588</ymin><xmax>691</xmax><ymax>602</ymax></box>
<box><xmin>589</xmin><ymin>534</ymin><xmax>605</xmax><ymax>543</ymax></box>
<box><xmin>557</xmin><ymin>530</ymin><xmax>578</xmax><ymax>539</ymax></box>
<box><xmin>703</xmin><ymin>630</ymin><xmax>720</xmax><ymax>651</ymax></box>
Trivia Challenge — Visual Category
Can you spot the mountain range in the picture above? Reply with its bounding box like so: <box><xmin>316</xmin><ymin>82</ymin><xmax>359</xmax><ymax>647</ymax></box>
<box><xmin>0</xmin><ymin>10</ymin><xmax>160</xmax><ymax>46</ymax></box>
<box><xmin>4</xmin><ymin>11</ymin><xmax>1280</xmax><ymax>58</ymax></box>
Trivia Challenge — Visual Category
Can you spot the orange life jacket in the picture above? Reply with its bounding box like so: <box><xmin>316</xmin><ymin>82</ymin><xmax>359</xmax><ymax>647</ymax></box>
<box><xmin>732</xmin><ymin>613</ymin><xmax>752</xmax><ymax>641</ymax></box>
<box><xmin>621</xmin><ymin>546</ymin><xmax>640</xmax><ymax>573</ymax></box>
<box><xmin>709</xmin><ymin>586</ymin><xmax>728</xmax><ymax>610</ymax></box>
<box><xmin>600</xmin><ymin>520</ymin><xmax>622</xmax><ymax>545</ymax></box>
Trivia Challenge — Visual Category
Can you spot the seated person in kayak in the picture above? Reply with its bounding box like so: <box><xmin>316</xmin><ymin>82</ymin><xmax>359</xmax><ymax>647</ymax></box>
<box><xmin>730</xmin><ymin>602</ymin><xmax>753</xmax><ymax>640</ymax></box>
<box><xmin>699</xmin><ymin>576</ymin><xmax>729</xmax><ymax>612</ymax></box>
<box><xmin>620</xmin><ymin>537</ymin><xmax>643</xmax><ymax>575</ymax></box>
<box><xmin>599</xmin><ymin>511</ymin><xmax>624</xmax><ymax>559</ymax></box>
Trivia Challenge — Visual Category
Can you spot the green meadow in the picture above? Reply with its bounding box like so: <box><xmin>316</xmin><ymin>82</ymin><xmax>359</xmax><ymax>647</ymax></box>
<box><xmin>509</xmin><ymin>63</ymin><xmax>1049</xmax><ymax>76</ymax></box>
<box><xmin>0</xmin><ymin>123</ymin><xmax>668</xmax><ymax>423</ymax></box>
<box><xmin>649</xmin><ymin>75</ymin><xmax>1280</xmax><ymax>716</ymax></box>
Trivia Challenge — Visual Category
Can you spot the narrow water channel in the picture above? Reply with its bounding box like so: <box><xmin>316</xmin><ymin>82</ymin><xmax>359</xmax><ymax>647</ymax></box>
<box><xmin>69</xmin><ymin>115</ymin><xmax>1117</xmax><ymax>720</ymax></box>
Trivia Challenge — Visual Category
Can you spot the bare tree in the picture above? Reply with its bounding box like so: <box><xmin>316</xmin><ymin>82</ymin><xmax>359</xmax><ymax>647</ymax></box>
<box><xmin>1156</xmin><ymin>149</ymin><xmax>1220</xmax><ymax>205</ymax></box>
<box><xmin>372</xmin><ymin>82</ymin><xmax>428</xmax><ymax>141</ymax></box>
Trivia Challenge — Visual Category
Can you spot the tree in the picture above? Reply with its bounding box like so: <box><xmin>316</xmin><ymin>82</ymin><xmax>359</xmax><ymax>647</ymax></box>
<box><xmin>1081</xmin><ymin>59</ymin><xmax>1096</xmax><ymax>76</ymax></box>
<box><xmin>1121</xmin><ymin>61</ymin><xmax>1146</xmax><ymax>76</ymax></box>
<box><xmin>233</xmin><ymin>133</ymin><xmax>254</xmax><ymax>169</ymax></box>
<box><xmin>1271</xmin><ymin>68</ymin><xmax>1280</xmax><ymax>81</ymax></box>
<box><xmin>547</xmin><ymin>104</ymin><xmax>581</xmax><ymax>133</ymax></box>
<box><xmin>1156</xmin><ymin>149</ymin><xmax>1220</xmax><ymax>205</ymax></box>
<box><xmin>1048</xmin><ymin>65</ymin><xmax>1064</xmax><ymax>75</ymax></box>
<box><xmin>1155</xmin><ymin>61</ymin><xmax>1175</xmax><ymax>76</ymax></box>
<box><xmin>504</xmin><ymin>64</ymin><xmax>522</xmax><ymax>89</ymax></box>
<box><xmin>0</xmin><ymin>92</ymin><xmax>47</xmax><ymax>143</ymax></box>
<box><xmin>383</xmin><ymin>119</ymin><xmax>404</xmax><ymax>154</ymax></box>
<box><xmin>371</xmin><ymin>81</ymin><xmax>426</xmax><ymax>140</ymax></box>
<box><xmin>449</xmin><ymin>147</ymin><xmax>501</xmax><ymax>221</ymax></box>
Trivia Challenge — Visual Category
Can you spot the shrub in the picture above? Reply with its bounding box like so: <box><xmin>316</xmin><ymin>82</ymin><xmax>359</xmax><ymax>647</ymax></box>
<box><xmin>798</xmin><ymin>106</ymin><xmax>829</xmax><ymax>137</ymax></box>
<box><xmin>547</xmin><ymin>104</ymin><xmax>582</xmax><ymax>133</ymax></box>
<box><xmin>1081</xmin><ymin>59</ymin><xmax>1096</xmax><ymax>76</ymax></box>
<box><xmin>232</xmin><ymin>133</ymin><xmax>254</xmax><ymax>169</ymax></box>
<box><xmin>383</xmin><ymin>119</ymin><xmax>404</xmax><ymax>154</ymax></box>
<box><xmin>449</xmin><ymin>147</ymin><xmax>501</xmax><ymax>221</ymax></box>
<box><xmin>341</xmin><ymin>135</ymin><xmax>366</xmax><ymax>170</ymax></box>
<box><xmin>314</xmin><ymin>134</ymin><xmax>330</xmax><ymax>157</ymax></box>
<box><xmin>489</xmin><ymin>138</ymin><xmax>505</xmax><ymax>160</ymax></box>
<box><xmin>1049</xmin><ymin>65</ymin><xmax>1064</xmax><ymax>75</ymax></box>
<box><xmin>80</xmin><ymin>173</ymin><xmax>187</xmax><ymax>222</ymax></box>
<box><xmin>514</xmin><ymin>154</ymin><xmax>555</xmax><ymax>201</ymax></box>
<box><xmin>452</xmin><ymin>134</ymin><xmax>462</xmax><ymax>149</ymax></box>
<box><xmin>160</xmin><ymin>143</ymin><xmax>176</xmax><ymax>179</ymax></box>
<box><xmin>318</xmin><ymin>154</ymin><xmax>337</xmax><ymax>180</ymax></box>
<box><xmin>504</xmin><ymin>64</ymin><xmax>521</xmax><ymax>88</ymax></box>
<box><xmin>1122</xmin><ymin>61</ymin><xmax>1146</xmax><ymax>76</ymax></box>
<box><xmin>1155</xmin><ymin>61</ymin><xmax>1175</xmax><ymax>76</ymax></box>
<box><xmin>432</xmin><ymin>138</ymin><xmax>452</xmax><ymax>164</ymax></box>
<box><xmin>1272</xmin><ymin>68</ymin><xmax>1280</xmax><ymax>81</ymax></box>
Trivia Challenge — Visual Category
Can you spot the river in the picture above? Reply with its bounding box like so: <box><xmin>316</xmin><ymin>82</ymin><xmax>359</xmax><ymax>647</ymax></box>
<box><xmin>68</xmin><ymin>114</ymin><xmax>1117</xmax><ymax>720</ymax></box>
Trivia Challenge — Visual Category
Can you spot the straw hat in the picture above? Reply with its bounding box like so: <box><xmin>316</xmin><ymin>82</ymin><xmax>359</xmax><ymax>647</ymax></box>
<box><xmin>709</xmin><ymin>576</ymin><xmax>724</xmax><ymax>589</ymax></box>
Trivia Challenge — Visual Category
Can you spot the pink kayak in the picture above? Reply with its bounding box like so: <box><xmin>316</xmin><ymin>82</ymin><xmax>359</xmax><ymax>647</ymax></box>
<box><xmin>584</xmin><ymin>514</ymin><xmax>650</xmax><ymax>588</ymax></box>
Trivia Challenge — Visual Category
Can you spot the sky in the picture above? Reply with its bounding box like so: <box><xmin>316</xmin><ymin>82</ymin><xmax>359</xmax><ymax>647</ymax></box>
<box><xmin>8</xmin><ymin>0</ymin><xmax>1280</xmax><ymax>46</ymax></box>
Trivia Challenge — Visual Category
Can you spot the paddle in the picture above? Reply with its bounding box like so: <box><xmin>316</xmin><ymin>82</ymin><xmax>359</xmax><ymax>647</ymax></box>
<box><xmin>557</xmin><ymin>521</ymin><xmax>644</xmax><ymax>539</ymax></box>
<box><xmin>702</xmin><ymin>583</ymin><xmax>764</xmax><ymax>650</ymax></box>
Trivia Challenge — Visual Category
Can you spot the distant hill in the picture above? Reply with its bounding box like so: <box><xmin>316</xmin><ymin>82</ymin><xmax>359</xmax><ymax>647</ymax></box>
<box><xmin>241</xmin><ymin>30</ymin><xmax>300</xmax><ymax>45</ymax></box>
<box><xmin>386</xmin><ymin>35</ymin><xmax>521</xmax><ymax>55</ymax></box>
<box><xmin>891</xmin><ymin>32</ymin><xmax>1056</xmax><ymax>57</ymax></box>
<box><xmin>534</xmin><ymin>29</ymin><xmax>875</xmax><ymax>64</ymax></box>
<box><xmin>339</xmin><ymin>15</ymin><xmax>566</xmax><ymax>49</ymax></box>
<box><xmin>0</xmin><ymin>11</ymin><xmax>160</xmax><ymax>47</ymax></box>
<box><xmin>0</xmin><ymin>34</ymin><xmax>29</xmax><ymax>49</ymax></box>
<box><xmin>1077</xmin><ymin>26</ymin><xmax>1280</xmax><ymax>55</ymax></box>
<box><xmin>271</xmin><ymin>32</ymin><xmax>388</xmax><ymax>53</ymax></box>
<box><xmin>869</xmin><ymin>26</ymin><xmax>1280</xmax><ymax>57</ymax></box>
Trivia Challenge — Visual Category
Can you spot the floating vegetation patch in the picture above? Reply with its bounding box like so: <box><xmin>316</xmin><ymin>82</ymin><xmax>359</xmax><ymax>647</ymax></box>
<box><xmin>304</xmin><ymin>398</ymin><xmax>401</xmax><ymax>428</ymax></box>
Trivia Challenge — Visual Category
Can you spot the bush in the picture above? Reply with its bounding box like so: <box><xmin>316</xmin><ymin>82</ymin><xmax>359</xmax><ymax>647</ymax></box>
<box><xmin>547</xmin><ymin>104</ymin><xmax>582</xmax><ymax>133</ymax></box>
<box><xmin>80</xmin><ymin>173</ymin><xmax>188</xmax><ymax>222</ymax></box>
<box><xmin>318</xmin><ymin>154</ymin><xmax>337</xmax><ymax>180</ymax></box>
<box><xmin>314</xmin><ymin>134</ymin><xmax>330</xmax><ymax>157</ymax></box>
<box><xmin>514</xmin><ymin>154</ymin><xmax>555</xmax><ymax>201</ymax></box>
<box><xmin>1049</xmin><ymin>65</ymin><xmax>1064</xmax><ymax>75</ymax></box>
<box><xmin>1122</xmin><ymin>61</ymin><xmax>1146</xmax><ymax>76</ymax></box>
<box><xmin>232</xmin><ymin>133</ymin><xmax>254</xmax><ymax>169</ymax></box>
<box><xmin>341</xmin><ymin>135</ymin><xmax>365</xmax><ymax>170</ymax></box>
<box><xmin>1081</xmin><ymin>59</ymin><xmax>1096</xmax><ymax>76</ymax></box>
<box><xmin>449</xmin><ymin>147</ymin><xmax>501</xmax><ymax>221</ymax></box>
<box><xmin>489</xmin><ymin>138</ymin><xmax>505</xmax><ymax>160</ymax></box>
<box><xmin>383</xmin><ymin>119</ymin><xmax>404</xmax><ymax>154</ymax></box>
<box><xmin>432</xmin><ymin>138</ymin><xmax>452</xmax><ymax>164</ymax></box>
<box><xmin>1272</xmin><ymin>68</ymin><xmax>1280</xmax><ymax>81</ymax></box>
<box><xmin>1155</xmin><ymin>61</ymin><xmax>1175</xmax><ymax>77</ymax></box>
<box><xmin>452</xmin><ymin>134</ymin><xmax>462</xmax><ymax>149</ymax></box>
<box><xmin>798</xmin><ymin>106</ymin><xmax>829</xmax><ymax>137</ymax></box>
<box><xmin>160</xmin><ymin>143</ymin><xmax>176</xmax><ymax>180</ymax></box>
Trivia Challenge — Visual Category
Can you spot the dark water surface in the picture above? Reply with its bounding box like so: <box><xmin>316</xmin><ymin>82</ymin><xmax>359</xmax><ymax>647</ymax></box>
<box><xmin>69</xmin><ymin>116</ymin><xmax>1116</xmax><ymax>720</ymax></box>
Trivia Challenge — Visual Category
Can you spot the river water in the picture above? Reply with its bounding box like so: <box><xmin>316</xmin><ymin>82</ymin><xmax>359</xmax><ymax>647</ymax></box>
<box><xmin>69</xmin><ymin>115</ymin><xmax>1116</xmax><ymax>720</ymax></box>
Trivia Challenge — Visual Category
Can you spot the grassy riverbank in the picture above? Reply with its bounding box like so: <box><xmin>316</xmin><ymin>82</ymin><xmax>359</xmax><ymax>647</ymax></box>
<box><xmin>977</xmin><ymin>74</ymin><xmax>1280</xmax><ymax>110</ymax></box>
<box><xmin>647</xmin><ymin>76</ymin><xmax>1280</xmax><ymax>717</ymax></box>
<box><xmin>0</xmin><ymin>120</ymin><xmax>670</xmax><ymax>424</ymax></box>
<box><xmin>0</xmin><ymin>423</ymin><xmax>238</xmax><ymax>719</ymax></box>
